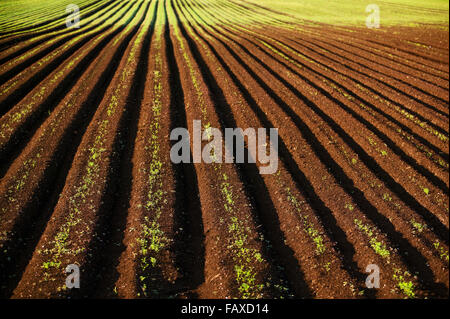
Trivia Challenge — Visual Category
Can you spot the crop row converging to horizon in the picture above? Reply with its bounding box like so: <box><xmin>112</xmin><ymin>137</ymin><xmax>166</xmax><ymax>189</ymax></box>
<box><xmin>0</xmin><ymin>0</ymin><xmax>448</xmax><ymax>299</ymax></box>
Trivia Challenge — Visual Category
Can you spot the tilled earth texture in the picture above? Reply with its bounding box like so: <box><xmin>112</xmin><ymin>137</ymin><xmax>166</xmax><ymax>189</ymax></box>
<box><xmin>0</xmin><ymin>0</ymin><xmax>448</xmax><ymax>299</ymax></box>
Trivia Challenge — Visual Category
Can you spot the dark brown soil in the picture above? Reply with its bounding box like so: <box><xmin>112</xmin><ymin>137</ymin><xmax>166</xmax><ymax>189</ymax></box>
<box><xmin>0</xmin><ymin>0</ymin><xmax>448</xmax><ymax>299</ymax></box>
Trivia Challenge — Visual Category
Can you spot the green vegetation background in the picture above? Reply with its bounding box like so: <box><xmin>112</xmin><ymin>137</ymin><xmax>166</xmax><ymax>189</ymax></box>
<box><xmin>246</xmin><ymin>0</ymin><xmax>449</xmax><ymax>26</ymax></box>
<box><xmin>1</xmin><ymin>0</ymin><xmax>449</xmax><ymax>27</ymax></box>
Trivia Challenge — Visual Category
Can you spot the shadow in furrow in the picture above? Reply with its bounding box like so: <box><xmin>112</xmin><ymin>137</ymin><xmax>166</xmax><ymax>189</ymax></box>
<box><xmin>165</xmin><ymin>0</ymin><xmax>205</xmax><ymax>296</ymax></box>
<box><xmin>59</xmin><ymin>0</ymin><xmax>151</xmax><ymax>298</ymax></box>
<box><xmin>92</xmin><ymin>0</ymin><xmax>157</xmax><ymax>298</ymax></box>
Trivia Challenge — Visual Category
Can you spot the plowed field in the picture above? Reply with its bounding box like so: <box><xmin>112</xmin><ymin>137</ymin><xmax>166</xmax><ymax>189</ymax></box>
<box><xmin>0</xmin><ymin>0</ymin><xmax>448</xmax><ymax>299</ymax></box>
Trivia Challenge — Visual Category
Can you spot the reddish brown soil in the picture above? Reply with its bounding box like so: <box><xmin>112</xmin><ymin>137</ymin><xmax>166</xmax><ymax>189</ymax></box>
<box><xmin>0</xmin><ymin>0</ymin><xmax>448</xmax><ymax>299</ymax></box>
